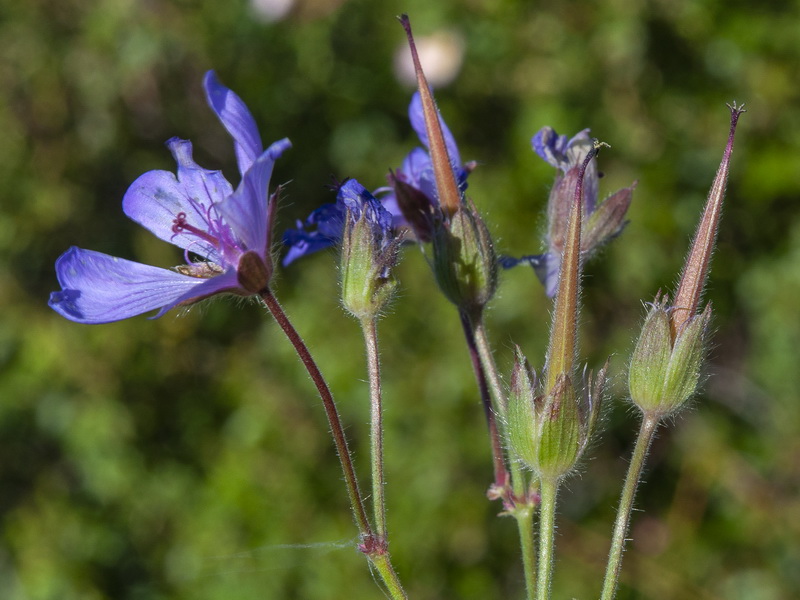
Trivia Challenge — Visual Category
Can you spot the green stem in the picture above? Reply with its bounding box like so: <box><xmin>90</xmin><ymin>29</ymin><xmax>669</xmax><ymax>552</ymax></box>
<box><xmin>515</xmin><ymin>503</ymin><xmax>538</xmax><ymax>600</ymax></box>
<box><xmin>361</xmin><ymin>317</ymin><xmax>387</xmax><ymax>540</ymax></box>
<box><xmin>369</xmin><ymin>553</ymin><xmax>409</xmax><ymax>600</ymax></box>
<box><xmin>600</xmin><ymin>412</ymin><xmax>660</xmax><ymax>600</ymax></box>
<box><xmin>259</xmin><ymin>289</ymin><xmax>372</xmax><ymax>539</ymax></box>
<box><xmin>473</xmin><ymin>316</ymin><xmax>508</xmax><ymax>419</ymax></box>
<box><xmin>473</xmin><ymin>317</ymin><xmax>527</xmax><ymax>493</ymax></box>
<box><xmin>536</xmin><ymin>477</ymin><xmax>559</xmax><ymax>600</ymax></box>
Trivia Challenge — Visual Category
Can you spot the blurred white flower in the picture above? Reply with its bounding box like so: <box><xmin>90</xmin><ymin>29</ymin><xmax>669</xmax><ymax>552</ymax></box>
<box><xmin>394</xmin><ymin>29</ymin><xmax>465</xmax><ymax>87</ymax></box>
<box><xmin>250</xmin><ymin>0</ymin><xmax>295</xmax><ymax>22</ymax></box>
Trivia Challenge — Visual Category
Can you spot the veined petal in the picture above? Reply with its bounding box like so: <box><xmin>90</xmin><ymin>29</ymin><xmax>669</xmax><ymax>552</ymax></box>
<box><xmin>218</xmin><ymin>138</ymin><xmax>291</xmax><ymax>256</ymax></box>
<box><xmin>122</xmin><ymin>138</ymin><xmax>232</xmax><ymax>263</ymax></box>
<box><xmin>339</xmin><ymin>180</ymin><xmax>393</xmax><ymax>231</ymax></box>
<box><xmin>532</xmin><ymin>127</ymin><xmax>570</xmax><ymax>170</ymax></box>
<box><xmin>151</xmin><ymin>269</ymin><xmax>241</xmax><ymax>319</ymax></box>
<box><xmin>49</xmin><ymin>247</ymin><xmax>217</xmax><ymax>324</ymax></box>
<box><xmin>204</xmin><ymin>71</ymin><xmax>263</xmax><ymax>176</ymax></box>
<box><xmin>532</xmin><ymin>127</ymin><xmax>592</xmax><ymax>174</ymax></box>
<box><xmin>408</xmin><ymin>91</ymin><xmax>462</xmax><ymax>168</ymax></box>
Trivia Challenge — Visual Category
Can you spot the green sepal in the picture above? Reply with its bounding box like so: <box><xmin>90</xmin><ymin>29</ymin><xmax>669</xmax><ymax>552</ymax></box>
<box><xmin>661</xmin><ymin>304</ymin><xmax>711</xmax><ymax>414</ymax></box>
<box><xmin>629</xmin><ymin>299</ymin><xmax>673</xmax><ymax>412</ymax></box>
<box><xmin>506</xmin><ymin>347</ymin><xmax>539</xmax><ymax>469</ymax></box>
<box><xmin>536</xmin><ymin>373</ymin><xmax>581</xmax><ymax>480</ymax></box>
<box><xmin>431</xmin><ymin>203</ymin><xmax>497</xmax><ymax>317</ymax></box>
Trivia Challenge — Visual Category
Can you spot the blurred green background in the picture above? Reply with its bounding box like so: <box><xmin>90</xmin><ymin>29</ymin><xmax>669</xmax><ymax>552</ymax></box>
<box><xmin>1</xmin><ymin>0</ymin><xmax>798</xmax><ymax>598</ymax></box>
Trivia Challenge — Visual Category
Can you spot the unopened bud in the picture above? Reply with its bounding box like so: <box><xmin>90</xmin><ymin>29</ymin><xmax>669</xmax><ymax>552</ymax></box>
<box><xmin>431</xmin><ymin>202</ymin><xmax>498</xmax><ymax>316</ymax></box>
<box><xmin>339</xmin><ymin>181</ymin><xmax>400</xmax><ymax>320</ymax></box>
<box><xmin>629</xmin><ymin>297</ymin><xmax>711</xmax><ymax>416</ymax></box>
<box><xmin>536</xmin><ymin>373</ymin><xmax>581</xmax><ymax>480</ymax></box>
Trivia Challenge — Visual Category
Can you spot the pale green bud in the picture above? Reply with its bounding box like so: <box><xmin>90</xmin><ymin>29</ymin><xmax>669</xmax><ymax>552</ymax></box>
<box><xmin>341</xmin><ymin>207</ymin><xmax>399</xmax><ymax>320</ymax></box>
<box><xmin>629</xmin><ymin>297</ymin><xmax>711</xmax><ymax>416</ymax></box>
<box><xmin>536</xmin><ymin>374</ymin><xmax>581</xmax><ymax>480</ymax></box>
<box><xmin>431</xmin><ymin>203</ymin><xmax>498</xmax><ymax>317</ymax></box>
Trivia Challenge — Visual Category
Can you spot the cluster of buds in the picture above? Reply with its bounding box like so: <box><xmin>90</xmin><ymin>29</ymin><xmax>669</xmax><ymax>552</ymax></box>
<box><xmin>506</xmin><ymin>138</ymin><xmax>608</xmax><ymax>481</ymax></box>
<box><xmin>507</xmin><ymin>348</ymin><xmax>605</xmax><ymax>480</ymax></box>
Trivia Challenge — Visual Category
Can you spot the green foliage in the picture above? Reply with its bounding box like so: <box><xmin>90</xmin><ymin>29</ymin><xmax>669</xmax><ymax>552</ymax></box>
<box><xmin>1</xmin><ymin>0</ymin><xmax>799</xmax><ymax>598</ymax></box>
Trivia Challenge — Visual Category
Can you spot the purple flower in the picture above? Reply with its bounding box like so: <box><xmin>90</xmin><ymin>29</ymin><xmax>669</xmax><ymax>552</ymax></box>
<box><xmin>282</xmin><ymin>200</ymin><xmax>346</xmax><ymax>266</ymax></box>
<box><xmin>282</xmin><ymin>91</ymin><xmax>473</xmax><ymax>264</ymax></box>
<box><xmin>49</xmin><ymin>71</ymin><xmax>291</xmax><ymax>324</ymax></box>
<box><xmin>282</xmin><ymin>179</ymin><xmax>395</xmax><ymax>266</ymax></box>
<box><xmin>338</xmin><ymin>179</ymin><xmax>395</xmax><ymax>254</ymax></box>
<box><xmin>502</xmin><ymin>127</ymin><xmax>634</xmax><ymax>297</ymax></box>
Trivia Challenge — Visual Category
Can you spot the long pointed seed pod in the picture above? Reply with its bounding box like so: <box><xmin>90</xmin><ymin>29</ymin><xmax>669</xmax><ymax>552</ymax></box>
<box><xmin>545</xmin><ymin>140</ymin><xmax>607</xmax><ymax>392</ymax></box>
<box><xmin>399</xmin><ymin>14</ymin><xmax>462</xmax><ymax>217</ymax></box>
<box><xmin>671</xmin><ymin>102</ymin><xmax>746</xmax><ymax>339</ymax></box>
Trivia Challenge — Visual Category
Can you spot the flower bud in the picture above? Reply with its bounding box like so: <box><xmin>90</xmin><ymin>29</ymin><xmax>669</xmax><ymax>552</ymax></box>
<box><xmin>431</xmin><ymin>202</ymin><xmax>498</xmax><ymax>316</ymax></box>
<box><xmin>629</xmin><ymin>297</ymin><xmax>711</xmax><ymax>416</ymax></box>
<box><xmin>339</xmin><ymin>181</ymin><xmax>400</xmax><ymax>320</ymax></box>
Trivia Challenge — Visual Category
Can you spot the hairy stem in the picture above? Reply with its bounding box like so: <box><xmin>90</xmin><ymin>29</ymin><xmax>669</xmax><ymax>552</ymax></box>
<box><xmin>259</xmin><ymin>289</ymin><xmax>372</xmax><ymax>538</ymax></box>
<box><xmin>516</xmin><ymin>503</ymin><xmax>538</xmax><ymax>600</ymax></box>
<box><xmin>459</xmin><ymin>310</ymin><xmax>509</xmax><ymax>489</ymax></box>
<box><xmin>536</xmin><ymin>477</ymin><xmax>559</xmax><ymax>600</ymax></box>
<box><xmin>473</xmin><ymin>315</ymin><xmax>538</xmax><ymax>595</ymax></box>
<box><xmin>600</xmin><ymin>412</ymin><xmax>660</xmax><ymax>600</ymax></box>
<box><xmin>361</xmin><ymin>317</ymin><xmax>388</xmax><ymax>540</ymax></box>
<box><xmin>261</xmin><ymin>289</ymin><xmax>407</xmax><ymax>598</ymax></box>
<box><xmin>472</xmin><ymin>317</ymin><xmax>508</xmax><ymax>419</ymax></box>
<box><xmin>369</xmin><ymin>553</ymin><xmax>409</xmax><ymax>600</ymax></box>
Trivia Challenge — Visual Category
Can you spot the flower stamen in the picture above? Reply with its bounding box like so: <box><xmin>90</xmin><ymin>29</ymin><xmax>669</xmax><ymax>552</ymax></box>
<box><xmin>172</xmin><ymin>212</ymin><xmax>221</xmax><ymax>248</ymax></box>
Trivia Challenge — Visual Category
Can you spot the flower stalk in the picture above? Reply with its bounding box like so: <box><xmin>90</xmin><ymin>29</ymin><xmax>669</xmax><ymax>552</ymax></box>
<box><xmin>502</xmin><ymin>140</ymin><xmax>606</xmax><ymax>600</ymax></box>
<box><xmin>261</xmin><ymin>288</ymin><xmax>408</xmax><ymax>599</ymax></box>
<box><xmin>460</xmin><ymin>311</ymin><xmax>509</xmax><ymax>491</ymax></box>
<box><xmin>362</xmin><ymin>316</ymin><xmax>388</xmax><ymax>540</ymax></box>
<box><xmin>599</xmin><ymin>413</ymin><xmax>659</xmax><ymax>600</ymax></box>
<box><xmin>259</xmin><ymin>288</ymin><xmax>372</xmax><ymax>538</ymax></box>
<box><xmin>535</xmin><ymin>477</ymin><xmax>558</xmax><ymax>600</ymax></box>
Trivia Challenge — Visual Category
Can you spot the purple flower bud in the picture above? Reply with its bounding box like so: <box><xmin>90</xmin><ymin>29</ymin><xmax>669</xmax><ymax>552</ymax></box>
<box><xmin>339</xmin><ymin>180</ymin><xmax>401</xmax><ymax>319</ymax></box>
